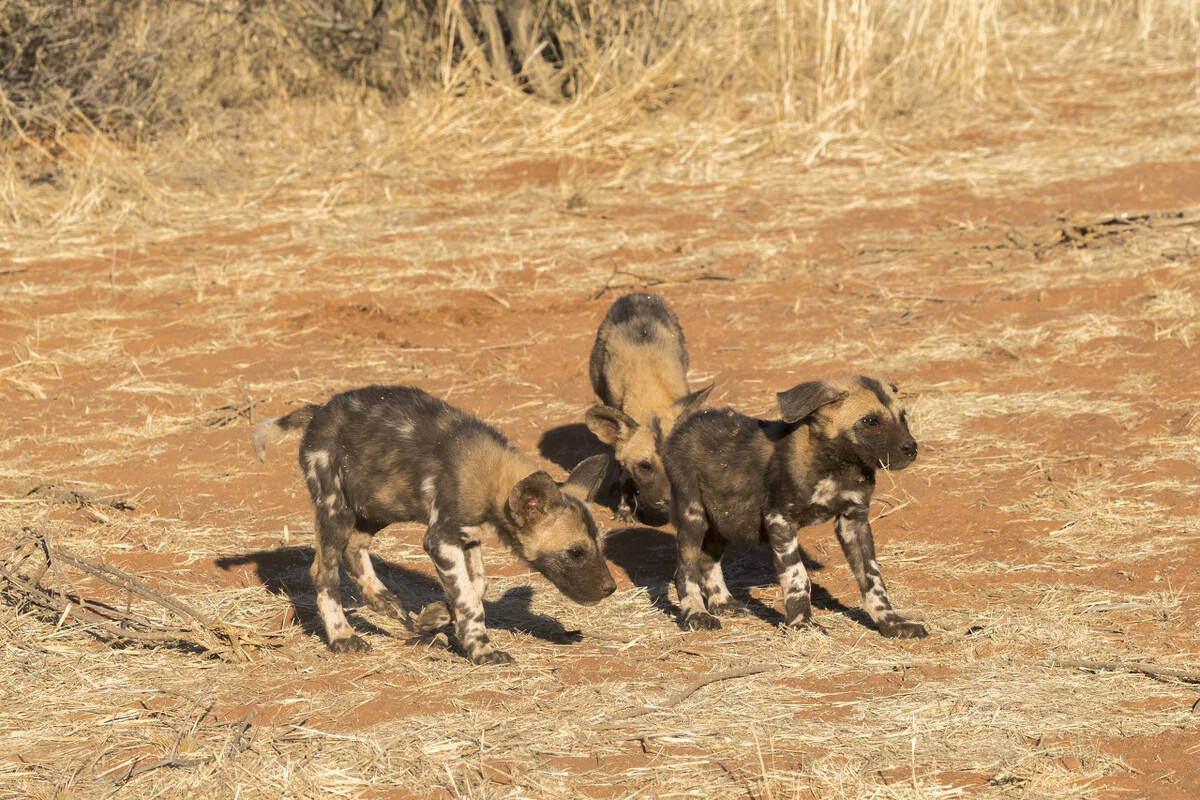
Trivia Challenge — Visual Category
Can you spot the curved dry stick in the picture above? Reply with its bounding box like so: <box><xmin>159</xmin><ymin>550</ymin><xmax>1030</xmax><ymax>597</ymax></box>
<box><xmin>1055</xmin><ymin>659</ymin><xmax>1200</xmax><ymax>684</ymax></box>
<box><xmin>50</xmin><ymin>548</ymin><xmax>217</xmax><ymax>629</ymax></box>
<box><xmin>597</xmin><ymin>663</ymin><xmax>782</xmax><ymax>729</ymax></box>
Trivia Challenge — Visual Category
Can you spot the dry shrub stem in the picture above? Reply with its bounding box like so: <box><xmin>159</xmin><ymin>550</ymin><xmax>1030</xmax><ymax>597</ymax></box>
<box><xmin>3</xmin><ymin>2</ymin><xmax>1197</xmax><ymax>236</ymax></box>
<box><xmin>599</xmin><ymin>663</ymin><xmax>784</xmax><ymax>728</ymax></box>
<box><xmin>0</xmin><ymin>528</ymin><xmax>279</xmax><ymax>661</ymax></box>
<box><xmin>24</xmin><ymin>484</ymin><xmax>136</xmax><ymax>512</ymax></box>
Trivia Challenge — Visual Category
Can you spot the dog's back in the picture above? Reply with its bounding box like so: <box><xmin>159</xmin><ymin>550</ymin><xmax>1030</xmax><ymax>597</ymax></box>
<box><xmin>589</xmin><ymin>293</ymin><xmax>690</xmax><ymax>419</ymax></box>
<box><xmin>664</xmin><ymin>408</ymin><xmax>779</xmax><ymax>545</ymax></box>
<box><xmin>293</xmin><ymin>385</ymin><xmax>522</xmax><ymax>527</ymax></box>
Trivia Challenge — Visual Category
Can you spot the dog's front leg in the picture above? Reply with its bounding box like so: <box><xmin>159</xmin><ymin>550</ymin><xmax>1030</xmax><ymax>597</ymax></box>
<box><xmin>615</xmin><ymin>474</ymin><xmax>638</xmax><ymax>523</ymax></box>
<box><xmin>423</xmin><ymin>523</ymin><xmax>513</xmax><ymax>665</ymax></box>
<box><xmin>834</xmin><ymin>508</ymin><xmax>927</xmax><ymax>638</ymax></box>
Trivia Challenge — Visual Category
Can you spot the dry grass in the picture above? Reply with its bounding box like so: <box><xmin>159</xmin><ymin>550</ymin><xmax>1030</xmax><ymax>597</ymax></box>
<box><xmin>2</xmin><ymin>3</ymin><xmax>1200</xmax><ymax>800</ymax></box>
<box><xmin>4</xmin><ymin>1</ymin><xmax>1198</xmax><ymax>242</ymax></box>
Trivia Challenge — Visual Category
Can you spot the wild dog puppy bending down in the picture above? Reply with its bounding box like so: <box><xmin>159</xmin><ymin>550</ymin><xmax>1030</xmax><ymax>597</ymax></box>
<box><xmin>586</xmin><ymin>293</ymin><xmax>713</xmax><ymax>522</ymax></box>
<box><xmin>663</xmin><ymin>376</ymin><xmax>927</xmax><ymax>638</ymax></box>
<box><xmin>254</xmin><ymin>385</ymin><xmax>614</xmax><ymax>664</ymax></box>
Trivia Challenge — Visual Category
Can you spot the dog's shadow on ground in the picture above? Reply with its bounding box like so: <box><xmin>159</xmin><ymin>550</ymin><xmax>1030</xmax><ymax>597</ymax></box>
<box><xmin>214</xmin><ymin>546</ymin><xmax>584</xmax><ymax>651</ymax></box>
<box><xmin>538</xmin><ymin>422</ymin><xmax>623</xmax><ymax>514</ymax></box>
<box><xmin>603</xmin><ymin>527</ymin><xmax>855</xmax><ymax>628</ymax></box>
<box><xmin>538</xmin><ymin>423</ymin><xmax>606</xmax><ymax>472</ymax></box>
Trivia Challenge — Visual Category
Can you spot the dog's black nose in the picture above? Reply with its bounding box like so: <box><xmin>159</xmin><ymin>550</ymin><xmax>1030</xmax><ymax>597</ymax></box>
<box><xmin>901</xmin><ymin>440</ymin><xmax>918</xmax><ymax>459</ymax></box>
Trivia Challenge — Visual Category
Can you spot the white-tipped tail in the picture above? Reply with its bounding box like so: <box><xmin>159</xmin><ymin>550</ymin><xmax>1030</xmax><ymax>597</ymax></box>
<box><xmin>252</xmin><ymin>418</ymin><xmax>290</xmax><ymax>462</ymax></box>
<box><xmin>252</xmin><ymin>404</ymin><xmax>318</xmax><ymax>462</ymax></box>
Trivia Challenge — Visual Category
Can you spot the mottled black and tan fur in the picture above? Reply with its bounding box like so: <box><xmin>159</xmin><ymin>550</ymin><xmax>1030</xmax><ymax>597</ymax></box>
<box><xmin>586</xmin><ymin>293</ymin><xmax>712</xmax><ymax>522</ymax></box>
<box><xmin>254</xmin><ymin>385</ymin><xmax>614</xmax><ymax>664</ymax></box>
<box><xmin>663</xmin><ymin>376</ymin><xmax>926</xmax><ymax>638</ymax></box>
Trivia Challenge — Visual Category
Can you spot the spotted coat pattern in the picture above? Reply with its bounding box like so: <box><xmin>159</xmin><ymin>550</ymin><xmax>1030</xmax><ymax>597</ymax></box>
<box><xmin>662</xmin><ymin>376</ymin><xmax>927</xmax><ymax>638</ymax></box>
<box><xmin>255</xmin><ymin>385</ymin><xmax>614</xmax><ymax>664</ymax></box>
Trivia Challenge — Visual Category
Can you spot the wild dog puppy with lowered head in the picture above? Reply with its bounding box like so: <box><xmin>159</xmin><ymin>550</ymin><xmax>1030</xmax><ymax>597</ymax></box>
<box><xmin>254</xmin><ymin>385</ymin><xmax>614</xmax><ymax>664</ymax></box>
<box><xmin>585</xmin><ymin>293</ymin><xmax>713</xmax><ymax>522</ymax></box>
<box><xmin>663</xmin><ymin>375</ymin><xmax>926</xmax><ymax>638</ymax></box>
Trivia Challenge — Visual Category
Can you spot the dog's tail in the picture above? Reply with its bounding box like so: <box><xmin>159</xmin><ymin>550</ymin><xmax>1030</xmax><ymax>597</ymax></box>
<box><xmin>253</xmin><ymin>404</ymin><xmax>319</xmax><ymax>462</ymax></box>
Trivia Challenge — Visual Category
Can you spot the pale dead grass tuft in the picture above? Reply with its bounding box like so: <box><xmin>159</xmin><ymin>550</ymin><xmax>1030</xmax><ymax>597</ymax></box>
<box><xmin>907</xmin><ymin>389</ymin><xmax>1138</xmax><ymax>442</ymax></box>
<box><xmin>1003</xmin><ymin>474</ymin><xmax>1191</xmax><ymax>567</ymax></box>
<box><xmin>1141</xmin><ymin>286</ymin><xmax>1200</xmax><ymax>346</ymax></box>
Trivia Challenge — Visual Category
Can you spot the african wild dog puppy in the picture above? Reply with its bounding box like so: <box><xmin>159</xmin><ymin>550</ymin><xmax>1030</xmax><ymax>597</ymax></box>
<box><xmin>662</xmin><ymin>376</ymin><xmax>927</xmax><ymax>638</ymax></box>
<box><xmin>254</xmin><ymin>385</ymin><xmax>615</xmax><ymax>664</ymax></box>
<box><xmin>585</xmin><ymin>293</ymin><xmax>713</xmax><ymax>522</ymax></box>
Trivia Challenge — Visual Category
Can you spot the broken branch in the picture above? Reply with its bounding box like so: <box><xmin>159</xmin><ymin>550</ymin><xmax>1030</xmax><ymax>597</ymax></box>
<box><xmin>1055</xmin><ymin>659</ymin><xmax>1200</xmax><ymax>684</ymax></box>
<box><xmin>0</xmin><ymin>528</ymin><xmax>280</xmax><ymax>661</ymax></box>
<box><xmin>597</xmin><ymin>663</ymin><xmax>782</xmax><ymax>728</ymax></box>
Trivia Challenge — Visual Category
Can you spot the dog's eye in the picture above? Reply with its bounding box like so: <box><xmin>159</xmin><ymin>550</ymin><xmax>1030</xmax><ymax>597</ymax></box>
<box><xmin>567</xmin><ymin>545</ymin><xmax>587</xmax><ymax>561</ymax></box>
<box><xmin>860</xmin><ymin>415</ymin><xmax>881</xmax><ymax>428</ymax></box>
<box><xmin>635</xmin><ymin>460</ymin><xmax>654</xmax><ymax>473</ymax></box>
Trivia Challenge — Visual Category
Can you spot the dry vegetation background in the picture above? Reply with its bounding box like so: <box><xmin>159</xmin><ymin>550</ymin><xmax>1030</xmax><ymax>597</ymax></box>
<box><xmin>2</xmin><ymin>1</ymin><xmax>1200</xmax><ymax>798</ymax></box>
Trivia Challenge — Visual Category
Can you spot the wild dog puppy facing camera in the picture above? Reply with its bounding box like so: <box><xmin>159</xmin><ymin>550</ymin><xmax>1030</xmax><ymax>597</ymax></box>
<box><xmin>663</xmin><ymin>375</ymin><xmax>926</xmax><ymax>639</ymax></box>
<box><xmin>586</xmin><ymin>293</ymin><xmax>713</xmax><ymax>523</ymax></box>
<box><xmin>253</xmin><ymin>385</ymin><xmax>614</xmax><ymax>665</ymax></box>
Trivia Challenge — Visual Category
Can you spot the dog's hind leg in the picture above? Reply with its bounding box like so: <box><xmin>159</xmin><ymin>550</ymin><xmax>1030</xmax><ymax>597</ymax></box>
<box><xmin>342</xmin><ymin>528</ymin><xmax>405</xmax><ymax>620</ymax></box>
<box><xmin>698</xmin><ymin>531</ymin><xmax>745</xmax><ymax>617</ymax></box>
<box><xmin>312</xmin><ymin>509</ymin><xmax>370</xmax><ymax>653</ymax></box>
<box><xmin>672</xmin><ymin>499</ymin><xmax>721</xmax><ymax>631</ymax></box>
<box><xmin>302</xmin><ymin>441</ymin><xmax>369</xmax><ymax>653</ymax></box>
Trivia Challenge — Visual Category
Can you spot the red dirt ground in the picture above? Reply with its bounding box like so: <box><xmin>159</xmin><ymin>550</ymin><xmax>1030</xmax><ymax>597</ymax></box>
<box><xmin>2</xmin><ymin>71</ymin><xmax>1199</xmax><ymax>798</ymax></box>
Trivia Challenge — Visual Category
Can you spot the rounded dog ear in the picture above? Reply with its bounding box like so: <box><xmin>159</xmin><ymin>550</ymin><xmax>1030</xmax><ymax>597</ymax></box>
<box><xmin>584</xmin><ymin>405</ymin><xmax>639</xmax><ymax>445</ymax></box>
<box><xmin>777</xmin><ymin>381</ymin><xmax>847</xmax><ymax>423</ymax></box>
<box><xmin>508</xmin><ymin>471</ymin><xmax>562</xmax><ymax>527</ymax></box>
<box><xmin>562</xmin><ymin>453</ymin><xmax>610</xmax><ymax>503</ymax></box>
<box><xmin>674</xmin><ymin>383</ymin><xmax>714</xmax><ymax>419</ymax></box>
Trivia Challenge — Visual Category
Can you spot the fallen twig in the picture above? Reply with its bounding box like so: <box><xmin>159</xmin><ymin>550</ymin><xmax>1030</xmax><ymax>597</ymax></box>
<box><xmin>206</xmin><ymin>399</ymin><xmax>259</xmax><ymax>428</ymax></box>
<box><xmin>590</xmin><ymin>266</ymin><xmax>735</xmax><ymax>300</ymax></box>
<box><xmin>478</xmin><ymin>332</ymin><xmax>542</xmax><ymax>352</ymax></box>
<box><xmin>666</xmin><ymin>663</ymin><xmax>782</xmax><ymax>706</ymax></box>
<box><xmin>993</xmin><ymin>208</ymin><xmax>1200</xmax><ymax>258</ymax></box>
<box><xmin>597</xmin><ymin>663</ymin><xmax>782</xmax><ymax>729</ymax></box>
<box><xmin>25</xmin><ymin>485</ymin><xmax>136</xmax><ymax>512</ymax></box>
<box><xmin>0</xmin><ymin>563</ymin><xmax>196</xmax><ymax>646</ymax></box>
<box><xmin>1055</xmin><ymin>659</ymin><xmax>1200</xmax><ymax>684</ymax></box>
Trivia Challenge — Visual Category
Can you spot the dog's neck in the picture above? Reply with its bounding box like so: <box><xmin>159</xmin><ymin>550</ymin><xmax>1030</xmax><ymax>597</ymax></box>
<box><xmin>784</xmin><ymin>422</ymin><xmax>874</xmax><ymax>488</ymax></box>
